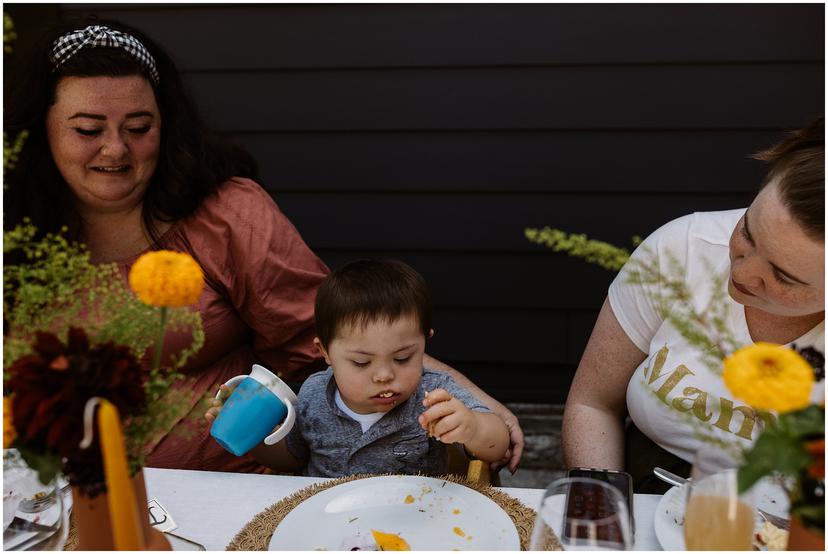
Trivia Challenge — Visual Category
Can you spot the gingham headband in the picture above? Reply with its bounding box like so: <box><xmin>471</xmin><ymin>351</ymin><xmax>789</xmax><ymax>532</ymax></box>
<box><xmin>49</xmin><ymin>25</ymin><xmax>160</xmax><ymax>85</ymax></box>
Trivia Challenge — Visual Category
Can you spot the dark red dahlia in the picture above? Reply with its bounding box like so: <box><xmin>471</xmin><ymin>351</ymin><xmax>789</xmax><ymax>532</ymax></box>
<box><xmin>6</xmin><ymin>327</ymin><xmax>147</xmax><ymax>491</ymax></box>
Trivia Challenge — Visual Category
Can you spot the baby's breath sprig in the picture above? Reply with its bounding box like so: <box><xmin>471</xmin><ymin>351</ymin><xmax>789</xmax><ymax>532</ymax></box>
<box><xmin>524</xmin><ymin>227</ymin><xmax>639</xmax><ymax>271</ymax></box>
<box><xmin>524</xmin><ymin>226</ymin><xmax>739</xmax><ymax>369</ymax></box>
<box><xmin>625</xmin><ymin>248</ymin><xmax>741</xmax><ymax>373</ymax></box>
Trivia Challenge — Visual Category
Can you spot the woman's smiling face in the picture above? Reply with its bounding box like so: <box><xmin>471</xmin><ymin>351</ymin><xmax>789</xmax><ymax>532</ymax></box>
<box><xmin>46</xmin><ymin>75</ymin><xmax>161</xmax><ymax>216</ymax></box>
<box><xmin>728</xmin><ymin>180</ymin><xmax>824</xmax><ymax>317</ymax></box>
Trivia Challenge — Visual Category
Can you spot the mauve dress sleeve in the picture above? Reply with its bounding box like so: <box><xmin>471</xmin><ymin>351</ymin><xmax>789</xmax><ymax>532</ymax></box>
<box><xmin>184</xmin><ymin>178</ymin><xmax>329</xmax><ymax>382</ymax></box>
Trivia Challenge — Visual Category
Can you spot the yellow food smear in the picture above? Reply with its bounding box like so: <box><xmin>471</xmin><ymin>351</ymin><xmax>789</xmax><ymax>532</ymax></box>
<box><xmin>371</xmin><ymin>530</ymin><xmax>411</xmax><ymax>551</ymax></box>
<box><xmin>404</xmin><ymin>495</ymin><xmax>415</xmax><ymax>504</ymax></box>
<box><xmin>453</xmin><ymin>527</ymin><xmax>465</xmax><ymax>537</ymax></box>
<box><xmin>452</xmin><ymin>508</ymin><xmax>461</xmax><ymax>515</ymax></box>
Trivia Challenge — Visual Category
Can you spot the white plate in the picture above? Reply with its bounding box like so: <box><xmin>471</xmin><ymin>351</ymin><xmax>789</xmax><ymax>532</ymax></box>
<box><xmin>268</xmin><ymin>475</ymin><xmax>520</xmax><ymax>550</ymax></box>
<box><xmin>653</xmin><ymin>477</ymin><xmax>789</xmax><ymax>550</ymax></box>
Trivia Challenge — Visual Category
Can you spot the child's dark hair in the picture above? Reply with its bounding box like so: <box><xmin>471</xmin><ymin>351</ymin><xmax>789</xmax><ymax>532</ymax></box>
<box><xmin>315</xmin><ymin>259</ymin><xmax>432</xmax><ymax>348</ymax></box>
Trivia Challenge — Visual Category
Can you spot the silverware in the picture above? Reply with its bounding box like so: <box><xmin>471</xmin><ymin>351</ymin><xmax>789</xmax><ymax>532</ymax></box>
<box><xmin>652</xmin><ymin>466</ymin><xmax>791</xmax><ymax>531</ymax></box>
<box><xmin>653</xmin><ymin>467</ymin><xmax>690</xmax><ymax>487</ymax></box>
<box><xmin>17</xmin><ymin>492</ymin><xmax>55</xmax><ymax>514</ymax></box>
<box><xmin>165</xmin><ymin>531</ymin><xmax>207</xmax><ymax>551</ymax></box>
<box><xmin>8</xmin><ymin>530</ymin><xmax>54</xmax><ymax>551</ymax></box>
<box><xmin>6</xmin><ymin>517</ymin><xmax>56</xmax><ymax>534</ymax></box>
<box><xmin>17</xmin><ymin>483</ymin><xmax>70</xmax><ymax>513</ymax></box>
<box><xmin>757</xmin><ymin>508</ymin><xmax>791</xmax><ymax>531</ymax></box>
<box><xmin>4</xmin><ymin>521</ymin><xmax>59</xmax><ymax>551</ymax></box>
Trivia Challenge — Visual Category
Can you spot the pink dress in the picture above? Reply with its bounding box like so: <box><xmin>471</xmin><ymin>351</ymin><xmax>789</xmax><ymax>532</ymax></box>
<box><xmin>118</xmin><ymin>177</ymin><xmax>328</xmax><ymax>473</ymax></box>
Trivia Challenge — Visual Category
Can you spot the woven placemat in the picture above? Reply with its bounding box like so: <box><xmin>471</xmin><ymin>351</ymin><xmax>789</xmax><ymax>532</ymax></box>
<box><xmin>63</xmin><ymin>516</ymin><xmax>77</xmax><ymax>550</ymax></box>
<box><xmin>226</xmin><ymin>473</ymin><xmax>562</xmax><ymax>551</ymax></box>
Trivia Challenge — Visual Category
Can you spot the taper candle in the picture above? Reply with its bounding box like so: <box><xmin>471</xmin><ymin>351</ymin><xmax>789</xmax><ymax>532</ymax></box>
<box><xmin>98</xmin><ymin>399</ymin><xmax>145</xmax><ymax>550</ymax></box>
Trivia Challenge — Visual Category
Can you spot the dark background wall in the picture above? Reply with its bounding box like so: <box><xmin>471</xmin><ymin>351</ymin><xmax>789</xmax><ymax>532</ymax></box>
<box><xmin>7</xmin><ymin>4</ymin><xmax>824</xmax><ymax>404</ymax></box>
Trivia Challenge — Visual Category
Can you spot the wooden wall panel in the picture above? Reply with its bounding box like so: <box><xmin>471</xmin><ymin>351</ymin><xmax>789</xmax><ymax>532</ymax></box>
<box><xmin>235</xmin><ymin>131</ymin><xmax>775</xmax><ymax>193</ymax></box>
<box><xmin>60</xmin><ymin>4</ymin><xmax>823</xmax><ymax>68</ymax></box>
<box><xmin>184</xmin><ymin>65</ymin><xmax>823</xmax><ymax>132</ymax></box>
<box><xmin>10</xmin><ymin>4</ymin><xmax>818</xmax><ymax>402</ymax></box>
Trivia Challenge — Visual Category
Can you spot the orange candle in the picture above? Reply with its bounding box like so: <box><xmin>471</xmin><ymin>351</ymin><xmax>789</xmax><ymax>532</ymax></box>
<box><xmin>98</xmin><ymin>399</ymin><xmax>145</xmax><ymax>550</ymax></box>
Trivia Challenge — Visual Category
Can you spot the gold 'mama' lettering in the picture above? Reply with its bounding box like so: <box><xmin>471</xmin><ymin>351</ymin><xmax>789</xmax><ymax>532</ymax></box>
<box><xmin>645</xmin><ymin>346</ymin><xmax>670</xmax><ymax>383</ymax></box>
<box><xmin>655</xmin><ymin>364</ymin><xmax>694</xmax><ymax>404</ymax></box>
<box><xmin>671</xmin><ymin>386</ymin><xmax>713</xmax><ymax>421</ymax></box>
<box><xmin>713</xmin><ymin>398</ymin><xmax>761</xmax><ymax>439</ymax></box>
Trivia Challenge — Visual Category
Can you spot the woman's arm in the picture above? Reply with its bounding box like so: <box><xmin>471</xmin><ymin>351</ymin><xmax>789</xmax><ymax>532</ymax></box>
<box><xmin>562</xmin><ymin>297</ymin><xmax>648</xmax><ymax>470</ymax></box>
<box><xmin>423</xmin><ymin>353</ymin><xmax>524</xmax><ymax>472</ymax></box>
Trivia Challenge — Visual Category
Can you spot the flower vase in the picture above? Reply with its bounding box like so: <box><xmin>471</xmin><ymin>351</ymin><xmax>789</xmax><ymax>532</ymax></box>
<box><xmin>71</xmin><ymin>470</ymin><xmax>170</xmax><ymax>550</ymax></box>
<box><xmin>787</xmin><ymin>516</ymin><xmax>824</xmax><ymax>551</ymax></box>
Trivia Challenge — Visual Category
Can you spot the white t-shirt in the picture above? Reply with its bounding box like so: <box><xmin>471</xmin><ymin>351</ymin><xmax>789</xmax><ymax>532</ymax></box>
<box><xmin>609</xmin><ymin>209</ymin><xmax>825</xmax><ymax>464</ymax></box>
<box><xmin>334</xmin><ymin>389</ymin><xmax>386</xmax><ymax>433</ymax></box>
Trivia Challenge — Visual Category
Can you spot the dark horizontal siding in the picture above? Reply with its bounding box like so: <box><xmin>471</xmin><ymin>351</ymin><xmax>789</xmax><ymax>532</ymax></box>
<box><xmin>273</xmin><ymin>192</ymin><xmax>751</xmax><ymax>251</ymax></box>
<box><xmin>316</xmin><ymin>250</ymin><xmax>616</xmax><ymax>311</ymax></box>
<box><xmin>235</xmin><ymin>131</ymin><xmax>775</xmax><ymax>192</ymax></box>
<box><xmin>15</xmin><ymin>4</ymin><xmax>819</xmax><ymax>403</ymax></box>
<box><xmin>448</xmin><ymin>362</ymin><xmax>576</xmax><ymax>404</ymax></box>
<box><xmin>186</xmin><ymin>65</ymin><xmax>823</xmax><ymax>131</ymax></box>
<box><xmin>61</xmin><ymin>4</ymin><xmax>823</xmax><ymax>68</ymax></box>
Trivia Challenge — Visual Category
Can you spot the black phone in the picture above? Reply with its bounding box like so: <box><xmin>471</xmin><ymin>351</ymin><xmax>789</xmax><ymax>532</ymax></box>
<box><xmin>564</xmin><ymin>468</ymin><xmax>635</xmax><ymax>541</ymax></box>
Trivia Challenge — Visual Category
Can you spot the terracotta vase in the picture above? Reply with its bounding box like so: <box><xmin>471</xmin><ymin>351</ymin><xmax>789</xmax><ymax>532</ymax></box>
<box><xmin>787</xmin><ymin>516</ymin><xmax>824</xmax><ymax>551</ymax></box>
<box><xmin>72</xmin><ymin>470</ymin><xmax>170</xmax><ymax>550</ymax></box>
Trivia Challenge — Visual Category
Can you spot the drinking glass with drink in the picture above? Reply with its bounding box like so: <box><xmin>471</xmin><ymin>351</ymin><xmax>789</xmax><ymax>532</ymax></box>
<box><xmin>683</xmin><ymin>449</ymin><xmax>757</xmax><ymax>550</ymax></box>
<box><xmin>530</xmin><ymin>476</ymin><xmax>633</xmax><ymax>550</ymax></box>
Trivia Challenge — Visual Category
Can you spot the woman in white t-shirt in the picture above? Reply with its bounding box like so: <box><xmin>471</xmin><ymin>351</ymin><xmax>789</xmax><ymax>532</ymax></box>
<box><xmin>562</xmin><ymin>118</ymin><xmax>825</xmax><ymax>493</ymax></box>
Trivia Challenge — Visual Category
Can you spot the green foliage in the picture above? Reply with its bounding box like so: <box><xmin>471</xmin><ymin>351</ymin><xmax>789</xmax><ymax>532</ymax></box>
<box><xmin>5</xmin><ymin>222</ymin><xmax>149</xmax><ymax>366</ymax></box>
<box><xmin>3</xmin><ymin>13</ymin><xmax>26</xmax><ymax>185</ymax></box>
<box><xmin>625</xmin><ymin>248</ymin><xmax>741</xmax><ymax>374</ymax></box>
<box><xmin>524</xmin><ymin>227</ymin><xmax>740</xmax><ymax>372</ymax></box>
<box><xmin>737</xmin><ymin>405</ymin><xmax>824</xmax><ymax>528</ymax></box>
<box><xmin>524</xmin><ymin>227</ymin><xmax>638</xmax><ymax>271</ymax></box>
<box><xmin>4</xmin><ymin>11</ymin><xmax>16</xmax><ymax>54</ymax></box>
<box><xmin>4</xmin><ymin>221</ymin><xmax>206</xmax><ymax>476</ymax></box>
<box><xmin>3</xmin><ymin>129</ymin><xmax>27</xmax><ymax>178</ymax></box>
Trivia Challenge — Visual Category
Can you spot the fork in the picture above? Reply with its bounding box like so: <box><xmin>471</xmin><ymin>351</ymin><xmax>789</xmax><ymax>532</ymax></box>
<box><xmin>758</xmin><ymin>508</ymin><xmax>791</xmax><ymax>531</ymax></box>
<box><xmin>17</xmin><ymin>483</ymin><xmax>70</xmax><ymax>513</ymax></box>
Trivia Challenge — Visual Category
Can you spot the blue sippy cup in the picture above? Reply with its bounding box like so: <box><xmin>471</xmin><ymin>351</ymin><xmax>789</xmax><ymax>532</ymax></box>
<box><xmin>210</xmin><ymin>364</ymin><xmax>297</xmax><ymax>456</ymax></box>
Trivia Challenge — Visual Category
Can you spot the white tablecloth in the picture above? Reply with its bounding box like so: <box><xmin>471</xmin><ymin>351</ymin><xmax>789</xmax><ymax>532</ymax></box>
<box><xmin>143</xmin><ymin>467</ymin><xmax>663</xmax><ymax>550</ymax></box>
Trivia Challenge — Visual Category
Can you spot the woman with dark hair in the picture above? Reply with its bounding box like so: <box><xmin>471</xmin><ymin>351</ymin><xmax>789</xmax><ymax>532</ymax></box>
<box><xmin>562</xmin><ymin>118</ymin><xmax>825</xmax><ymax>492</ymax></box>
<box><xmin>4</xmin><ymin>19</ymin><xmax>328</xmax><ymax>473</ymax></box>
<box><xmin>5</xmin><ymin>19</ymin><xmax>526</xmax><ymax>474</ymax></box>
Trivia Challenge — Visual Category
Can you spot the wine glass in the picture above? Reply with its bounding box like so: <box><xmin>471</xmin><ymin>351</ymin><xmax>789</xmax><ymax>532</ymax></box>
<box><xmin>530</xmin><ymin>477</ymin><xmax>633</xmax><ymax>550</ymax></box>
<box><xmin>684</xmin><ymin>450</ymin><xmax>756</xmax><ymax>551</ymax></box>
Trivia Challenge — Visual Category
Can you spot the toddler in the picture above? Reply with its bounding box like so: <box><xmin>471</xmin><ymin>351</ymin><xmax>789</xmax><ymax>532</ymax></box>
<box><xmin>206</xmin><ymin>259</ymin><xmax>509</xmax><ymax>476</ymax></box>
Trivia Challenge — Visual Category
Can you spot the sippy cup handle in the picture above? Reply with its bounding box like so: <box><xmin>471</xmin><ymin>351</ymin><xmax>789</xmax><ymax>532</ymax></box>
<box><xmin>216</xmin><ymin>375</ymin><xmax>247</xmax><ymax>399</ymax></box>
<box><xmin>263</xmin><ymin>400</ymin><xmax>296</xmax><ymax>445</ymax></box>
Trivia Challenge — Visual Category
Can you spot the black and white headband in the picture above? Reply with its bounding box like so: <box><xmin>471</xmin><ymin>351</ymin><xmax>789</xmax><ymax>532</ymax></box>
<box><xmin>49</xmin><ymin>25</ymin><xmax>160</xmax><ymax>85</ymax></box>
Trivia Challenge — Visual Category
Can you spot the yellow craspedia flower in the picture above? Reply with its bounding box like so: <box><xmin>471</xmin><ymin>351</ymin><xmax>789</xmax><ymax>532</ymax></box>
<box><xmin>723</xmin><ymin>342</ymin><xmax>815</xmax><ymax>414</ymax></box>
<box><xmin>4</xmin><ymin>396</ymin><xmax>17</xmax><ymax>448</ymax></box>
<box><xmin>128</xmin><ymin>250</ymin><xmax>204</xmax><ymax>307</ymax></box>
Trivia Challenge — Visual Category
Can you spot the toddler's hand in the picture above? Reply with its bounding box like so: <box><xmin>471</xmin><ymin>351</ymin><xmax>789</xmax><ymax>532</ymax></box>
<box><xmin>204</xmin><ymin>384</ymin><xmax>232</xmax><ymax>423</ymax></box>
<box><xmin>418</xmin><ymin>388</ymin><xmax>477</xmax><ymax>445</ymax></box>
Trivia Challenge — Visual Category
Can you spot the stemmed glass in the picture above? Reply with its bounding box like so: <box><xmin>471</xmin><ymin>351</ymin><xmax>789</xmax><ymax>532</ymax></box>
<box><xmin>530</xmin><ymin>477</ymin><xmax>633</xmax><ymax>550</ymax></box>
<box><xmin>683</xmin><ymin>449</ymin><xmax>756</xmax><ymax>551</ymax></box>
